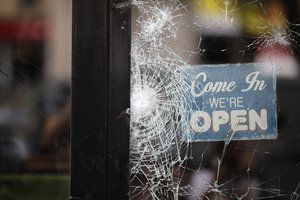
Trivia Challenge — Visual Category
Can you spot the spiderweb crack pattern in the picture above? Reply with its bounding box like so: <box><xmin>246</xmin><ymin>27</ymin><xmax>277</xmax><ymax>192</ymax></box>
<box><xmin>129</xmin><ymin>0</ymin><xmax>300</xmax><ymax>199</ymax></box>
<box><xmin>130</xmin><ymin>1</ymin><xmax>193</xmax><ymax>199</ymax></box>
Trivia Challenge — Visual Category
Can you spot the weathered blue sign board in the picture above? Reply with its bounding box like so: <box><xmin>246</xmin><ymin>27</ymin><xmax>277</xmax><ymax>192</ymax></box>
<box><xmin>182</xmin><ymin>63</ymin><xmax>277</xmax><ymax>142</ymax></box>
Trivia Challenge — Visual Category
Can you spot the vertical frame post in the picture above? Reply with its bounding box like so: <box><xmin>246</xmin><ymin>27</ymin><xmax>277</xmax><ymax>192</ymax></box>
<box><xmin>107</xmin><ymin>0</ymin><xmax>131</xmax><ymax>199</ymax></box>
<box><xmin>71</xmin><ymin>0</ymin><xmax>130</xmax><ymax>199</ymax></box>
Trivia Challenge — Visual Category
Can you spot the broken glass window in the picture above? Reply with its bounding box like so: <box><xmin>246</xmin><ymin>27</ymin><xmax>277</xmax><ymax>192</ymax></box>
<box><xmin>129</xmin><ymin>0</ymin><xmax>300</xmax><ymax>199</ymax></box>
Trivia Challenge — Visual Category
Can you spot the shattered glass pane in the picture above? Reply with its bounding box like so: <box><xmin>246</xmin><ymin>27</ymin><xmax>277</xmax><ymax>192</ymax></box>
<box><xmin>130</xmin><ymin>0</ymin><xmax>300</xmax><ymax>199</ymax></box>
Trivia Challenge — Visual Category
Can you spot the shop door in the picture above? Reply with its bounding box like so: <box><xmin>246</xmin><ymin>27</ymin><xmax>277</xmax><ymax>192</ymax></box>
<box><xmin>72</xmin><ymin>0</ymin><xmax>300</xmax><ymax>199</ymax></box>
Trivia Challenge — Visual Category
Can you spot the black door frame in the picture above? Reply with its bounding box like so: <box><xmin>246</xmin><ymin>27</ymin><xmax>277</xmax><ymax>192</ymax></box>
<box><xmin>71</xmin><ymin>0</ymin><xmax>130</xmax><ymax>199</ymax></box>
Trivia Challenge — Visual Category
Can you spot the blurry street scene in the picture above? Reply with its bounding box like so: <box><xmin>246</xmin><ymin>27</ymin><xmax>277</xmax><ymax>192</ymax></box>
<box><xmin>0</xmin><ymin>0</ymin><xmax>71</xmax><ymax>199</ymax></box>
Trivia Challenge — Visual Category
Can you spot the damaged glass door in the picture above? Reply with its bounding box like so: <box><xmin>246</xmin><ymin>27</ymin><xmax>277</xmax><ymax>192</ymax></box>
<box><xmin>130</xmin><ymin>0</ymin><xmax>300</xmax><ymax>199</ymax></box>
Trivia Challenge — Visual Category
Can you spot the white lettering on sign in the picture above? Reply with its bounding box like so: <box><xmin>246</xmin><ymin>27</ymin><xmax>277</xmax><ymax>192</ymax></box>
<box><xmin>212</xmin><ymin>111</ymin><xmax>229</xmax><ymax>132</ymax></box>
<box><xmin>209</xmin><ymin>97</ymin><xmax>244</xmax><ymax>108</ymax></box>
<box><xmin>230</xmin><ymin>97</ymin><xmax>243</xmax><ymax>108</ymax></box>
<box><xmin>231</xmin><ymin>110</ymin><xmax>248</xmax><ymax>131</ymax></box>
<box><xmin>189</xmin><ymin>109</ymin><xmax>268</xmax><ymax>133</ymax></box>
<box><xmin>191</xmin><ymin>72</ymin><xmax>236</xmax><ymax>97</ymax></box>
<box><xmin>209</xmin><ymin>97</ymin><xmax>226</xmax><ymax>108</ymax></box>
<box><xmin>249</xmin><ymin>109</ymin><xmax>268</xmax><ymax>131</ymax></box>
<box><xmin>242</xmin><ymin>71</ymin><xmax>266</xmax><ymax>92</ymax></box>
<box><xmin>191</xmin><ymin>71</ymin><xmax>267</xmax><ymax>97</ymax></box>
<box><xmin>190</xmin><ymin>111</ymin><xmax>211</xmax><ymax>132</ymax></box>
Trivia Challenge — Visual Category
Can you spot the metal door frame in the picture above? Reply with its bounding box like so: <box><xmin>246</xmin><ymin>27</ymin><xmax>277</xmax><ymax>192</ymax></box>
<box><xmin>71</xmin><ymin>0</ymin><xmax>130</xmax><ymax>199</ymax></box>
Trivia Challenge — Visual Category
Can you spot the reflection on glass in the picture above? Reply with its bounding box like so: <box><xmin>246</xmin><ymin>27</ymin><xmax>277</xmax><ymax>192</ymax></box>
<box><xmin>130</xmin><ymin>0</ymin><xmax>300</xmax><ymax>199</ymax></box>
<box><xmin>0</xmin><ymin>0</ymin><xmax>71</xmax><ymax>199</ymax></box>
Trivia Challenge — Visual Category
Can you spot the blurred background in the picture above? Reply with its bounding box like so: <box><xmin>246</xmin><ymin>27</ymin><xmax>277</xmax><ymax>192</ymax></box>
<box><xmin>0</xmin><ymin>0</ymin><xmax>71</xmax><ymax>199</ymax></box>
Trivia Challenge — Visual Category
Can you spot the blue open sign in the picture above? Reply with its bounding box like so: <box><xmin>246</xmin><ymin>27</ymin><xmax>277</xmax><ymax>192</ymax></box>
<box><xmin>182</xmin><ymin>63</ymin><xmax>277</xmax><ymax>142</ymax></box>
